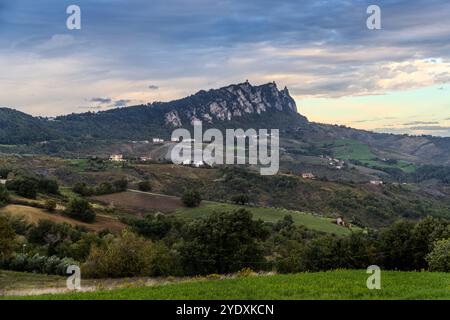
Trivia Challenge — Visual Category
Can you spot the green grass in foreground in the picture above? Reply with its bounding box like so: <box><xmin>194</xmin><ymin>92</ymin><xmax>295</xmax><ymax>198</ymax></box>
<box><xmin>174</xmin><ymin>202</ymin><xmax>354</xmax><ymax>236</ymax></box>
<box><xmin>5</xmin><ymin>270</ymin><xmax>449</xmax><ymax>300</ymax></box>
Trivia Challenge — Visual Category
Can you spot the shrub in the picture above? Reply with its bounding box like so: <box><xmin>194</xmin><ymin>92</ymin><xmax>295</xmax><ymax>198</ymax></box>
<box><xmin>38</xmin><ymin>179</ymin><xmax>59</xmax><ymax>194</ymax></box>
<box><xmin>44</xmin><ymin>199</ymin><xmax>57</xmax><ymax>212</ymax></box>
<box><xmin>231</xmin><ymin>194</ymin><xmax>250</xmax><ymax>205</ymax></box>
<box><xmin>138</xmin><ymin>180</ymin><xmax>152</xmax><ymax>192</ymax></box>
<box><xmin>82</xmin><ymin>230</ymin><xmax>175</xmax><ymax>278</ymax></box>
<box><xmin>113</xmin><ymin>178</ymin><xmax>128</xmax><ymax>192</ymax></box>
<box><xmin>0</xmin><ymin>253</ymin><xmax>78</xmax><ymax>275</ymax></box>
<box><xmin>181</xmin><ymin>190</ymin><xmax>202</xmax><ymax>207</ymax></box>
<box><xmin>0</xmin><ymin>217</ymin><xmax>16</xmax><ymax>258</ymax></box>
<box><xmin>6</xmin><ymin>177</ymin><xmax>38</xmax><ymax>199</ymax></box>
<box><xmin>73</xmin><ymin>182</ymin><xmax>94</xmax><ymax>196</ymax></box>
<box><xmin>65</xmin><ymin>198</ymin><xmax>96</xmax><ymax>223</ymax></box>
<box><xmin>0</xmin><ymin>184</ymin><xmax>10</xmax><ymax>206</ymax></box>
<box><xmin>426</xmin><ymin>238</ymin><xmax>450</xmax><ymax>272</ymax></box>
<box><xmin>179</xmin><ymin>209</ymin><xmax>269</xmax><ymax>275</ymax></box>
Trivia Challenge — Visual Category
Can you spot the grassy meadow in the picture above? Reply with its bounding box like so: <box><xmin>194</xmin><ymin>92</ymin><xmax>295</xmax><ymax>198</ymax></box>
<box><xmin>2</xmin><ymin>270</ymin><xmax>449</xmax><ymax>300</ymax></box>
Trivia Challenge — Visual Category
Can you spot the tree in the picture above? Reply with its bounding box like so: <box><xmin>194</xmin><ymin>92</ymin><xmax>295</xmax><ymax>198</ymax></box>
<box><xmin>0</xmin><ymin>184</ymin><xmax>10</xmax><ymax>206</ymax></box>
<box><xmin>426</xmin><ymin>238</ymin><xmax>450</xmax><ymax>272</ymax></box>
<box><xmin>73</xmin><ymin>182</ymin><xmax>93</xmax><ymax>196</ymax></box>
<box><xmin>181</xmin><ymin>190</ymin><xmax>202</xmax><ymax>207</ymax></box>
<box><xmin>65</xmin><ymin>198</ymin><xmax>96</xmax><ymax>223</ymax></box>
<box><xmin>6</xmin><ymin>177</ymin><xmax>38</xmax><ymax>199</ymax></box>
<box><xmin>0</xmin><ymin>216</ymin><xmax>16</xmax><ymax>257</ymax></box>
<box><xmin>113</xmin><ymin>178</ymin><xmax>128</xmax><ymax>192</ymax></box>
<box><xmin>82</xmin><ymin>230</ymin><xmax>175</xmax><ymax>278</ymax></box>
<box><xmin>179</xmin><ymin>209</ymin><xmax>269</xmax><ymax>275</ymax></box>
<box><xmin>231</xmin><ymin>194</ymin><xmax>249</xmax><ymax>205</ymax></box>
<box><xmin>138</xmin><ymin>180</ymin><xmax>152</xmax><ymax>192</ymax></box>
<box><xmin>38</xmin><ymin>178</ymin><xmax>59</xmax><ymax>194</ymax></box>
<box><xmin>44</xmin><ymin>199</ymin><xmax>57</xmax><ymax>212</ymax></box>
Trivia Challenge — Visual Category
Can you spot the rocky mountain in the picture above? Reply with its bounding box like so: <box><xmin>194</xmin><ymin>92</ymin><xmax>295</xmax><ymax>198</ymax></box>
<box><xmin>0</xmin><ymin>81</ymin><xmax>449</xmax><ymax>167</ymax></box>
<box><xmin>0</xmin><ymin>81</ymin><xmax>307</xmax><ymax>144</ymax></box>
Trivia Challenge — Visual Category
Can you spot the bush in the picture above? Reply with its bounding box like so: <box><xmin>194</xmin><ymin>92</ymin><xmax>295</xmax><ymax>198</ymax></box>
<box><xmin>6</xmin><ymin>177</ymin><xmax>38</xmax><ymax>199</ymax></box>
<box><xmin>0</xmin><ymin>217</ymin><xmax>16</xmax><ymax>258</ymax></box>
<box><xmin>73</xmin><ymin>182</ymin><xmax>94</xmax><ymax>196</ymax></box>
<box><xmin>0</xmin><ymin>253</ymin><xmax>77</xmax><ymax>275</ymax></box>
<box><xmin>38</xmin><ymin>179</ymin><xmax>59</xmax><ymax>194</ymax></box>
<box><xmin>231</xmin><ymin>194</ymin><xmax>250</xmax><ymax>205</ymax></box>
<box><xmin>113</xmin><ymin>178</ymin><xmax>128</xmax><ymax>192</ymax></box>
<box><xmin>179</xmin><ymin>209</ymin><xmax>269</xmax><ymax>275</ymax></box>
<box><xmin>82</xmin><ymin>230</ymin><xmax>175</xmax><ymax>278</ymax></box>
<box><xmin>44</xmin><ymin>199</ymin><xmax>57</xmax><ymax>212</ymax></box>
<box><xmin>426</xmin><ymin>238</ymin><xmax>450</xmax><ymax>272</ymax></box>
<box><xmin>181</xmin><ymin>190</ymin><xmax>202</xmax><ymax>207</ymax></box>
<box><xmin>0</xmin><ymin>184</ymin><xmax>10</xmax><ymax>206</ymax></box>
<box><xmin>65</xmin><ymin>198</ymin><xmax>96</xmax><ymax>223</ymax></box>
<box><xmin>138</xmin><ymin>180</ymin><xmax>152</xmax><ymax>192</ymax></box>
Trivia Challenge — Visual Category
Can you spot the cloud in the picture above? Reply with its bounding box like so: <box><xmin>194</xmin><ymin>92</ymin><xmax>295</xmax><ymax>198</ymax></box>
<box><xmin>403</xmin><ymin>121</ymin><xmax>440</xmax><ymax>126</ymax></box>
<box><xmin>113</xmin><ymin>99</ymin><xmax>131</xmax><ymax>107</ymax></box>
<box><xmin>90</xmin><ymin>97</ymin><xmax>112</xmax><ymax>104</ymax></box>
<box><xmin>0</xmin><ymin>0</ymin><xmax>450</xmax><ymax>122</ymax></box>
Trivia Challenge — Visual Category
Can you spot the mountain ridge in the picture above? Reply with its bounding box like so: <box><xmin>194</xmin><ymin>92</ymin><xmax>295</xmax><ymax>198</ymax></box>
<box><xmin>1</xmin><ymin>81</ymin><xmax>450</xmax><ymax>166</ymax></box>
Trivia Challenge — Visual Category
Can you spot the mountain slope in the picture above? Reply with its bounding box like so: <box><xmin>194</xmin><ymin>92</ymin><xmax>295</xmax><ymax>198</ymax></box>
<box><xmin>0</xmin><ymin>81</ymin><xmax>449</xmax><ymax>167</ymax></box>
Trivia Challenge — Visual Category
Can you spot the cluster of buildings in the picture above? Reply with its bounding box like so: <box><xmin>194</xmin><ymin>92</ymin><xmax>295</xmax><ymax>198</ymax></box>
<box><xmin>320</xmin><ymin>155</ymin><xmax>345</xmax><ymax>170</ymax></box>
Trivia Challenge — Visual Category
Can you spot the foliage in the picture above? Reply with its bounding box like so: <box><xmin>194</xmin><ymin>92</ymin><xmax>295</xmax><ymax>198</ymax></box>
<box><xmin>138</xmin><ymin>180</ymin><xmax>152</xmax><ymax>192</ymax></box>
<box><xmin>65</xmin><ymin>198</ymin><xmax>96</xmax><ymax>223</ymax></box>
<box><xmin>426</xmin><ymin>238</ymin><xmax>450</xmax><ymax>272</ymax></box>
<box><xmin>44</xmin><ymin>199</ymin><xmax>57</xmax><ymax>212</ymax></box>
<box><xmin>179</xmin><ymin>209</ymin><xmax>269</xmax><ymax>275</ymax></box>
<box><xmin>181</xmin><ymin>190</ymin><xmax>202</xmax><ymax>207</ymax></box>
<box><xmin>0</xmin><ymin>253</ymin><xmax>77</xmax><ymax>276</ymax></box>
<box><xmin>0</xmin><ymin>184</ymin><xmax>10</xmax><ymax>206</ymax></box>
<box><xmin>0</xmin><ymin>217</ymin><xmax>16</xmax><ymax>258</ymax></box>
<box><xmin>82</xmin><ymin>230</ymin><xmax>175</xmax><ymax>278</ymax></box>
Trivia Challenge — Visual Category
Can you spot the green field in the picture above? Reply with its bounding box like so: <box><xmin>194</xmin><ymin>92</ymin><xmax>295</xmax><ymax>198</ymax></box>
<box><xmin>4</xmin><ymin>270</ymin><xmax>449</xmax><ymax>300</ymax></box>
<box><xmin>174</xmin><ymin>202</ymin><xmax>355</xmax><ymax>236</ymax></box>
<box><xmin>331</xmin><ymin>138</ymin><xmax>416</xmax><ymax>173</ymax></box>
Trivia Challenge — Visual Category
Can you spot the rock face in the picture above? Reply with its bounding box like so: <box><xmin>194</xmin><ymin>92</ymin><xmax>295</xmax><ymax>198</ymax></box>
<box><xmin>161</xmin><ymin>81</ymin><xmax>300</xmax><ymax>127</ymax></box>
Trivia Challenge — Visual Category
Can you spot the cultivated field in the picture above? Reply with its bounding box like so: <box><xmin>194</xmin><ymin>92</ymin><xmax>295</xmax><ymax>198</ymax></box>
<box><xmin>0</xmin><ymin>204</ymin><xmax>125</xmax><ymax>232</ymax></box>
<box><xmin>2</xmin><ymin>270</ymin><xmax>449</xmax><ymax>300</ymax></box>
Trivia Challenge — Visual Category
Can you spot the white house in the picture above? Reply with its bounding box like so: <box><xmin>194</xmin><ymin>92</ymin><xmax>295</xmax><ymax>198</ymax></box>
<box><xmin>370</xmin><ymin>180</ymin><xmax>383</xmax><ymax>185</ymax></box>
<box><xmin>301</xmin><ymin>172</ymin><xmax>316</xmax><ymax>180</ymax></box>
<box><xmin>109</xmin><ymin>154</ymin><xmax>124</xmax><ymax>162</ymax></box>
<box><xmin>0</xmin><ymin>179</ymin><xmax>6</xmax><ymax>185</ymax></box>
<box><xmin>152</xmin><ymin>138</ymin><xmax>164</xmax><ymax>143</ymax></box>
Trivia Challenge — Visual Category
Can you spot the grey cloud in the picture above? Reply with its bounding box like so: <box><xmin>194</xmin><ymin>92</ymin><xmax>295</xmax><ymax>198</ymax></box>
<box><xmin>91</xmin><ymin>97</ymin><xmax>112</xmax><ymax>104</ymax></box>
<box><xmin>403</xmin><ymin>121</ymin><xmax>440</xmax><ymax>126</ymax></box>
<box><xmin>148</xmin><ymin>85</ymin><xmax>159</xmax><ymax>90</ymax></box>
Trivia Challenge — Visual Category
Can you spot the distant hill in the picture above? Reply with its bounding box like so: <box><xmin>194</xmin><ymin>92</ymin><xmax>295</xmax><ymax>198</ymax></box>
<box><xmin>1</xmin><ymin>81</ymin><xmax>449</xmax><ymax>165</ymax></box>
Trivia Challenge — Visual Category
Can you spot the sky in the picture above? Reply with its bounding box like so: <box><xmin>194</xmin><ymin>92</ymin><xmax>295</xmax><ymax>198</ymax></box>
<box><xmin>0</xmin><ymin>0</ymin><xmax>449</xmax><ymax>136</ymax></box>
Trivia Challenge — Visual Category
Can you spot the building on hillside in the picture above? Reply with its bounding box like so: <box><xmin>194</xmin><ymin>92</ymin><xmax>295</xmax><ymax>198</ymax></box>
<box><xmin>152</xmin><ymin>138</ymin><xmax>164</xmax><ymax>143</ymax></box>
<box><xmin>109</xmin><ymin>154</ymin><xmax>124</xmax><ymax>162</ymax></box>
<box><xmin>301</xmin><ymin>172</ymin><xmax>316</xmax><ymax>180</ymax></box>
<box><xmin>0</xmin><ymin>179</ymin><xmax>6</xmax><ymax>185</ymax></box>
<box><xmin>370</xmin><ymin>180</ymin><xmax>384</xmax><ymax>185</ymax></box>
<box><xmin>140</xmin><ymin>156</ymin><xmax>152</xmax><ymax>162</ymax></box>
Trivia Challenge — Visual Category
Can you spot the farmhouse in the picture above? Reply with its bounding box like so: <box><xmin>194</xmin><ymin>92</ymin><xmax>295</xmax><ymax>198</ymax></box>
<box><xmin>140</xmin><ymin>156</ymin><xmax>152</xmax><ymax>162</ymax></box>
<box><xmin>109</xmin><ymin>154</ymin><xmax>124</xmax><ymax>162</ymax></box>
<box><xmin>301</xmin><ymin>172</ymin><xmax>315</xmax><ymax>180</ymax></box>
<box><xmin>153</xmin><ymin>138</ymin><xmax>164</xmax><ymax>143</ymax></box>
<box><xmin>370</xmin><ymin>180</ymin><xmax>383</xmax><ymax>185</ymax></box>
